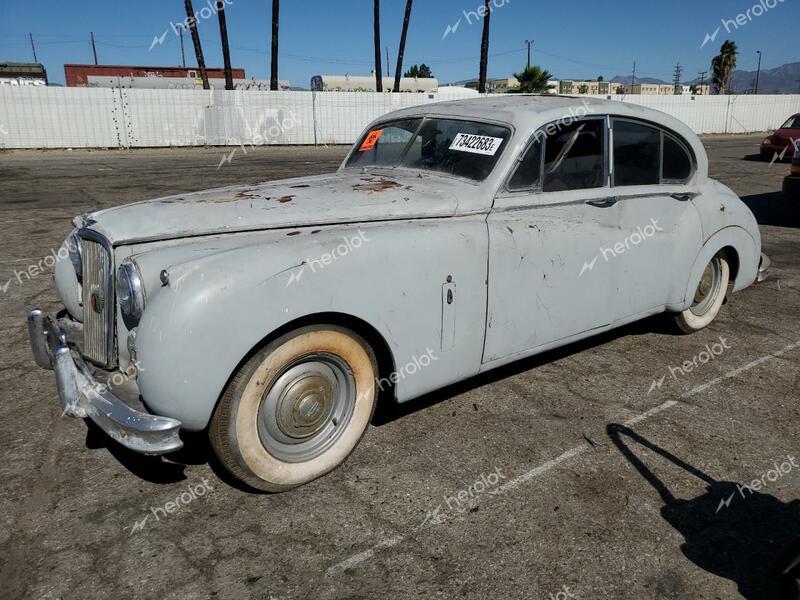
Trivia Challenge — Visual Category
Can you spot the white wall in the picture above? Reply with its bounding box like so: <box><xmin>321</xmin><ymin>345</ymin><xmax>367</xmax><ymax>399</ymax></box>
<box><xmin>0</xmin><ymin>87</ymin><xmax>798</xmax><ymax>149</ymax></box>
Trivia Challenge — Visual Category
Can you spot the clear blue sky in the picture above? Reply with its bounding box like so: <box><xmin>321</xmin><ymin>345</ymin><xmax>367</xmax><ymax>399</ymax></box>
<box><xmin>2</xmin><ymin>0</ymin><xmax>797</xmax><ymax>87</ymax></box>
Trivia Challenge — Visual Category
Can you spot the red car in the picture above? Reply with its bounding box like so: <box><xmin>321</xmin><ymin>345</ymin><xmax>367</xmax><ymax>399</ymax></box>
<box><xmin>761</xmin><ymin>114</ymin><xmax>800</xmax><ymax>161</ymax></box>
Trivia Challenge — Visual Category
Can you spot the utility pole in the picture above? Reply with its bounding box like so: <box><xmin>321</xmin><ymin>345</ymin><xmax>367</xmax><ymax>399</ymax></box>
<box><xmin>698</xmin><ymin>71</ymin><xmax>706</xmax><ymax>95</ymax></box>
<box><xmin>478</xmin><ymin>0</ymin><xmax>491</xmax><ymax>94</ymax></box>
<box><xmin>184</xmin><ymin>0</ymin><xmax>210</xmax><ymax>89</ymax></box>
<box><xmin>386</xmin><ymin>46</ymin><xmax>390</xmax><ymax>79</ymax></box>
<box><xmin>29</xmin><ymin>33</ymin><xmax>38</xmax><ymax>63</ymax></box>
<box><xmin>754</xmin><ymin>50</ymin><xmax>762</xmax><ymax>95</ymax></box>
<box><xmin>393</xmin><ymin>0</ymin><xmax>413</xmax><ymax>92</ymax></box>
<box><xmin>525</xmin><ymin>39</ymin><xmax>533</xmax><ymax>70</ymax></box>
<box><xmin>270</xmin><ymin>0</ymin><xmax>280</xmax><ymax>91</ymax></box>
<box><xmin>373</xmin><ymin>0</ymin><xmax>383</xmax><ymax>92</ymax></box>
<box><xmin>90</xmin><ymin>32</ymin><xmax>98</xmax><ymax>65</ymax></box>
<box><xmin>673</xmin><ymin>62</ymin><xmax>683</xmax><ymax>95</ymax></box>
<box><xmin>217</xmin><ymin>0</ymin><xmax>234</xmax><ymax>90</ymax></box>
<box><xmin>179</xmin><ymin>28</ymin><xmax>186</xmax><ymax>67</ymax></box>
<box><xmin>630</xmin><ymin>61</ymin><xmax>636</xmax><ymax>92</ymax></box>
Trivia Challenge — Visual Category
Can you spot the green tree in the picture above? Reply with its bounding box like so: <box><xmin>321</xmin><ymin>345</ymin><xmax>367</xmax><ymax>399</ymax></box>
<box><xmin>510</xmin><ymin>65</ymin><xmax>554</xmax><ymax>93</ymax></box>
<box><xmin>711</xmin><ymin>40</ymin><xmax>738</xmax><ymax>95</ymax></box>
<box><xmin>403</xmin><ymin>64</ymin><xmax>433</xmax><ymax>78</ymax></box>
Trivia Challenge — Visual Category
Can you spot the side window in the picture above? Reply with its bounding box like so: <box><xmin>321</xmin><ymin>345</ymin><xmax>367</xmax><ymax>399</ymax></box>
<box><xmin>508</xmin><ymin>139</ymin><xmax>543</xmax><ymax>191</ymax></box>
<box><xmin>613</xmin><ymin>120</ymin><xmax>661</xmax><ymax>186</ymax></box>
<box><xmin>542</xmin><ymin>120</ymin><xmax>605</xmax><ymax>192</ymax></box>
<box><xmin>662</xmin><ymin>134</ymin><xmax>692</xmax><ymax>182</ymax></box>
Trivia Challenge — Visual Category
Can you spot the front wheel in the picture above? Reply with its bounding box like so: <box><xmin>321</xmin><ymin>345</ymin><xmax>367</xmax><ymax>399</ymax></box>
<box><xmin>209</xmin><ymin>325</ymin><xmax>378</xmax><ymax>492</ymax></box>
<box><xmin>674</xmin><ymin>255</ymin><xmax>730</xmax><ymax>334</ymax></box>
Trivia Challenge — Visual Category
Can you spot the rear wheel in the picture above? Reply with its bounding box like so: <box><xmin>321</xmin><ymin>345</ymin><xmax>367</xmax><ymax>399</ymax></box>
<box><xmin>209</xmin><ymin>325</ymin><xmax>378</xmax><ymax>492</ymax></box>
<box><xmin>674</xmin><ymin>255</ymin><xmax>730</xmax><ymax>334</ymax></box>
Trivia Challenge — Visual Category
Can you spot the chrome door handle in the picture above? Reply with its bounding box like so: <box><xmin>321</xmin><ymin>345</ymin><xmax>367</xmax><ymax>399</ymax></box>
<box><xmin>586</xmin><ymin>196</ymin><xmax>618</xmax><ymax>208</ymax></box>
<box><xmin>671</xmin><ymin>192</ymin><xmax>697</xmax><ymax>202</ymax></box>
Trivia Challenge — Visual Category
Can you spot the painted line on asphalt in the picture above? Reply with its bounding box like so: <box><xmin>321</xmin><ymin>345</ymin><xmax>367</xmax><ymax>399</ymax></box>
<box><xmin>326</xmin><ymin>339</ymin><xmax>800</xmax><ymax>576</ymax></box>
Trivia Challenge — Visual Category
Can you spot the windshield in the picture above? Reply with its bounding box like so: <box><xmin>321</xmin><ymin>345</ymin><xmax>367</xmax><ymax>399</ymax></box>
<box><xmin>781</xmin><ymin>116</ymin><xmax>800</xmax><ymax>129</ymax></box>
<box><xmin>346</xmin><ymin>117</ymin><xmax>511</xmax><ymax>181</ymax></box>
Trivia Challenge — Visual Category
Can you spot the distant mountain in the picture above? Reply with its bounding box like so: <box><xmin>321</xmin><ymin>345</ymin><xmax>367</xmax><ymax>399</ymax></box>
<box><xmin>730</xmin><ymin>62</ymin><xmax>800</xmax><ymax>94</ymax></box>
<box><xmin>610</xmin><ymin>75</ymin><xmax>670</xmax><ymax>85</ymax></box>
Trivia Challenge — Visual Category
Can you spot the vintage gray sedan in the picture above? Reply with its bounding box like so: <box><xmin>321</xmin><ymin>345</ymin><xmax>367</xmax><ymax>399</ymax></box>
<box><xmin>28</xmin><ymin>96</ymin><xmax>769</xmax><ymax>491</ymax></box>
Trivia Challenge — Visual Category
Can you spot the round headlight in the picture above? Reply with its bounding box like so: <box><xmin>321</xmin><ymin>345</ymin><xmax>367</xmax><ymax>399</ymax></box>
<box><xmin>68</xmin><ymin>231</ymin><xmax>82</xmax><ymax>281</ymax></box>
<box><xmin>117</xmin><ymin>261</ymin><xmax>146</xmax><ymax>329</ymax></box>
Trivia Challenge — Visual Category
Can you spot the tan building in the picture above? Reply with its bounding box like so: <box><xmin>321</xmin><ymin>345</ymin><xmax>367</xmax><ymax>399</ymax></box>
<box><xmin>558</xmin><ymin>80</ymin><xmax>623</xmax><ymax>95</ymax></box>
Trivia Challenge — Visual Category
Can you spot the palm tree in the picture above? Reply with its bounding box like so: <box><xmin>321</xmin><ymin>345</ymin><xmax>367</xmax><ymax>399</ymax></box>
<box><xmin>478</xmin><ymin>0</ymin><xmax>491</xmax><ymax>93</ymax></box>
<box><xmin>270</xmin><ymin>0</ymin><xmax>279</xmax><ymax>90</ymax></box>
<box><xmin>511</xmin><ymin>65</ymin><xmax>554</xmax><ymax>93</ymax></box>
<box><xmin>373</xmin><ymin>0</ymin><xmax>383</xmax><ymax>92</ymax></box>
<box><xmin>711</xmin><ymin>40</ymin><xmax>738</xmax><ymax>95</ymax></box>
<box><xmin>393</xmin><ymin>0</ymin><xmax>414</xmax><ymax>92</ymax></box>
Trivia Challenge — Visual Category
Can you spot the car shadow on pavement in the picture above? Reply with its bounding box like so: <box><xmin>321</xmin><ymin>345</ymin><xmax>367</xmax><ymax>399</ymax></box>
<box><xmin>373</xmin><ymin>314</ymin><xmax>681</xmax><ymax>426</ymax></box>
<box><xmin>607</xmin><ymin>424</ymin><xmax>800</xmax><ymax>600</ymax></box>
<box><xmin>84</xmin><ymin>419</ymin><xmax>208</xmax><ymax>485</ymax></box>
<box><xmin>742</xmin><ymin>192</ymin><xmax>800</xmax><ymax>228</ymax></box>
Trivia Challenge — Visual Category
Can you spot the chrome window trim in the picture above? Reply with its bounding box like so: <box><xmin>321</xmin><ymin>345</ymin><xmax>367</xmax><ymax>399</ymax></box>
<box><xmin>77</xmin><ymin>228</ymin><xmax>116</xmax><ymax>368</ymax></box>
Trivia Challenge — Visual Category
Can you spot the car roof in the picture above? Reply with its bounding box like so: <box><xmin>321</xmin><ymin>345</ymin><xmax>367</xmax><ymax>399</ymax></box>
<box><xmin>373</xmin><ymin>94</ymin><xmax>708</xmax><ymax>183</ymax></box>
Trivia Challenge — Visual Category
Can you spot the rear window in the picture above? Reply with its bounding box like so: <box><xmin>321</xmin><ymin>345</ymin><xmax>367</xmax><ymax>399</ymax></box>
<box><xmin>346</xmin><ymin>118</ymin><xmax>511</xmax><ymax>181</ymax></box>
<box><xmin>781</xmin><ymin>116</ymin><xmax>800</xmax><ymax>129</ymax></box>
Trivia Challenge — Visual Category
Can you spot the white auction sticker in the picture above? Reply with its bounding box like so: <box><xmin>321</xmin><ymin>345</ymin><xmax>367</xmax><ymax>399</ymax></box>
<box><xmin>449</xmin><ymin>133</ymin><xmax>503</xmax><ymax>156</ymax></box>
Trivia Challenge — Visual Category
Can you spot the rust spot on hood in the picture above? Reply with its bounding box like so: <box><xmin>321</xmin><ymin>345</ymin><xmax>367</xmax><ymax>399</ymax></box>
<box><xmin>352</xmin><ymin>178</ymin><xmax>411</xmax><ymax>195</ymax></box>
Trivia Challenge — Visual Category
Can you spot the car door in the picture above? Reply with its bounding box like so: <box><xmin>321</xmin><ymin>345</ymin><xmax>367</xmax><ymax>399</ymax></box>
<box><xmin>483</xmin><ymin>116</ymin><xmax>624</xmax><ymax>364</ymax></box>
<box><xmin>605</xmin><ymin>118</ymin><xmax>704</xmax><ymax>322</ymax></box>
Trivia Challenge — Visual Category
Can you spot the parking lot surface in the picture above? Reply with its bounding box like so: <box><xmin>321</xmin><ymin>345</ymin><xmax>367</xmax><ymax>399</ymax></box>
<box><xmin>1</xmin><ymin>136</ymin><xmax>799</xmax><ymax>600</ymax></box>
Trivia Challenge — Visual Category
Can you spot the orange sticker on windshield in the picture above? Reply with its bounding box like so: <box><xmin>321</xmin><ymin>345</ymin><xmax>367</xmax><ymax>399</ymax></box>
<box><xmin>359</xmin><ymin>129</ymin><xmax>383</xmax><ymax>151</ymax></box>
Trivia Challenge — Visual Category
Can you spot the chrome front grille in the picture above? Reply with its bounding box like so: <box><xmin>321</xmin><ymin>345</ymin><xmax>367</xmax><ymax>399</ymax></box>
<box><xmin>81</xmin><ymin>237</ymin><xmax>114</xmax><ymax>366</ymax></box>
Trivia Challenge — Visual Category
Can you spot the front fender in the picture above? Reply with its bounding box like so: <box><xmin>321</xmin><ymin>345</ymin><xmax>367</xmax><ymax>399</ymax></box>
<box><xmin>134</xmin><ymin>218</ymin><xmax>489</xmax><ymax>430</ymax></box>
<box><xmin>679</xmin><ymin>226</ymin><xmax>759</xmax><ymax>311</ymax></box>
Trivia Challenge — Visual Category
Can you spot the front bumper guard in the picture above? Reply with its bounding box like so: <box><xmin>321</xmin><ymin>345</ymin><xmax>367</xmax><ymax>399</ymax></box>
<box><xmin>27</xmin><ymin>309</ymin><xmax>183</xmax><ymax>455</ymax></box>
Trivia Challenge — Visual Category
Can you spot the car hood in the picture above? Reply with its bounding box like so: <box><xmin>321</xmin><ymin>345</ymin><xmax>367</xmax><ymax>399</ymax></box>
<box><xmin>81</xmin><ymin>170</ymin><xmax>478</xmax><ymax>246</ymax></box>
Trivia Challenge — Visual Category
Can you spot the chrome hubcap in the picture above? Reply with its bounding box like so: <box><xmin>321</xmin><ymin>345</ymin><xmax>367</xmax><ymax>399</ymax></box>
<box><xmin>690</xmin><ymin>259</ymin><xmax>722</xmax><ymax>316</ymax></box>
<box><xmin>258</xmin><ymin>355</ymin><xmax>355</xmax><ymax>463</ymax></box>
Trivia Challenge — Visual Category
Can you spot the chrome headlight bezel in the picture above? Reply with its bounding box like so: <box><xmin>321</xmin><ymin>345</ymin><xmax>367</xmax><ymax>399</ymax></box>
<box><xmin>117</xmin><ymin>260</ymin><xmax>146</xmax><ymax>329</ymax></box>
<box><xmin>68</xmin><ymin>231</ymin><xmax>83</xmax><ymax>282</ymax></box>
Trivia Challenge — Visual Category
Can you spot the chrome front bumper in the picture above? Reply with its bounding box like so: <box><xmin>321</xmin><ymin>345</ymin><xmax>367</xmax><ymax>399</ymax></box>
<box><xmin>27</xmin><ymin>309</ymin><xmax>183</xmax><ymax>455</ymax></box>
<box><xmin>758</xmin><ymin>253</ymin><xmax>771</xmax><ymax>283</ymax></box>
